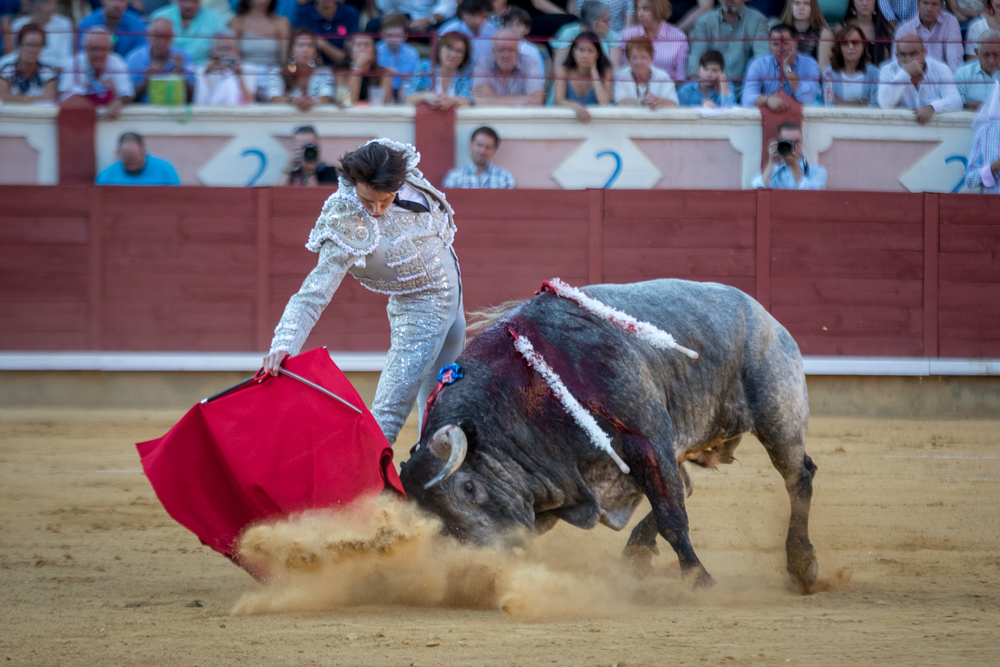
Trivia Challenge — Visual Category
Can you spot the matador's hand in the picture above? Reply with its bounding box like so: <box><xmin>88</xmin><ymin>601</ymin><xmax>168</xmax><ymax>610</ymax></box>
<box><xmin>262</xmin><ymin>350</ymin><xmax>289</xmax><ymax>376</ymax></box>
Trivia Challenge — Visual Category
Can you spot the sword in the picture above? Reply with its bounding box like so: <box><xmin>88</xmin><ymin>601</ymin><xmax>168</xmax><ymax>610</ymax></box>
<box><xmin>278</xmin><ymin>368</ymin><xmax>364</xmax><ymax>415</ymax></box>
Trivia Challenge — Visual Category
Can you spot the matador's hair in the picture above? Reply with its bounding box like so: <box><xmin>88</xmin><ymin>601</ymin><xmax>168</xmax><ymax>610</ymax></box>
<box><xmin>339</xmin><ymin>143</ymin><xmax>409</xmax><ymax>193</ymax></box>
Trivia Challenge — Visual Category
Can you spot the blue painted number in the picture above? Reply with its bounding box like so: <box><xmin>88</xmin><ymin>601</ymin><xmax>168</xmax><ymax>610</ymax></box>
<box><xmin>242</xmin><ymin>149</ymin><xmax>267</xmax><ymax>187</ymax></box>
<box><xmin>596</xmin><ymin>151</ymin><xmax>622</xmax><ymax>189</ymax></box>
<box><xmin>945</xmin><ymin>155</ymin><xmax>967</xmax><ymax>193</ymax></box>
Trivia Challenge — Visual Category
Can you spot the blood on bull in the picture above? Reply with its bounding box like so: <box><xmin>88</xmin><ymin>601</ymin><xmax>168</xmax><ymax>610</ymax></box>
<box><xmin>400</xmin><ymin>278</ymin><xmax>819</xmax><ymax>593</ymax></box>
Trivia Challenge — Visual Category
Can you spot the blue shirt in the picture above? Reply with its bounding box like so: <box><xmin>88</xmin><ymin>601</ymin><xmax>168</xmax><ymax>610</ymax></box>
<box><xmin>741</xmin><ymin>53</ymin><xmax>820</xmax><ymax>107</ymax></box>
<box><xmin>295</xmin><ymin>3</ymin><xmax>359</xmax><ymax>53</ymax></box>
<box><xmin>125</xmin><ymin>46</ymin><xmax>196</xmax><ymax>102</ymax></box>
<box><xmin>751</xmin><ymin>158</ymin><xmax>827</xmax><ymax>190</ymax></box>
<box><xmin>677</xmin><ymin>81</ymin><xmax>736</xmax><ymax>107</ymax></box>
<box><xmin>78</xmin><ymin>10</ymin><xmax>148</xmax><ymax>57</ymax></box>
<box><xmin>405</xmin><ymin>60</ymin><xmax>473</xmax><ymax>103</ymax></box>
<box><xmin>954</xmin><ymin>61</ymin><xmax>1000</xmax><ymax>108</ymax></box>
<box><xmin>96</xmin><ymin>155</ymin><xmax>181</xmax><ymax>186</ymax></box>
<box><xmin>376</xmin><ymin>40</ymin><xmax>421</xmax><ymax>92</ymax></box>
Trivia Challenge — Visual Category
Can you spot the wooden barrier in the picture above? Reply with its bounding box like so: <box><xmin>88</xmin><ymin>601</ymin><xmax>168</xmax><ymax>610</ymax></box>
<box><xmin>1</xmin><ymin>186</ymin><xmax>997</xmax><ymax>357</ymax></box>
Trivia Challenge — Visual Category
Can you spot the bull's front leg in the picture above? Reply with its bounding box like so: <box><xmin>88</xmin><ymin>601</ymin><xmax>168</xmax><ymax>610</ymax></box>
<box><xmin>620</xmin><ymin>433</ymin><xmax>713</xmax><ymax>589</ymax></box>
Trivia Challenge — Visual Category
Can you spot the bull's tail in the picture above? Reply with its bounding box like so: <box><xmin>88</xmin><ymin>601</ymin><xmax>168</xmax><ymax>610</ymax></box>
<box><xmin>466</xmin><ymin>300</ymin><xmax>527</xmax><ymax>336</ymax></box>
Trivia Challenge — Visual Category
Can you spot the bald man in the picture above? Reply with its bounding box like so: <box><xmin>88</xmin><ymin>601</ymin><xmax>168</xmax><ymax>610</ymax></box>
<box><xmin>471</xmin><ymin>29</ymin><xmax>545</xmax><ymax>106</ymax></box>
<box><xmin>955</xmin><ymin>30</ymin><xmax>1000</xmax><ymax>110</ymax></box>
<box><xmin>879</xmin><ymin>34</ymin><xmax>961</xmax><ymax>124</ymax></box>
<box><xmin>125</xmin><ymin>17</ymin><xmax>196</xmax><ymax>103</ymax></box>
<box><xmin>60</xmin><ymin>27</ymin><xmax>134</xmax><ymax>119</ymax></box>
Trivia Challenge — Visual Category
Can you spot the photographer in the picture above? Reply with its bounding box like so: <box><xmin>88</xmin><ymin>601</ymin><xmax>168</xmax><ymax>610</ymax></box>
<box><xmin>752</xmin><ymin>121</ymin><xmax>828</xmax><ymax>190</ymax></box>
<box><xmin>279</xmin><ymin>125</ymin><xmax>339</xmax><ymax>186</ymax></box>
<box><xmin>194</xmin><ymin>30</ymin><xmax>257</xmax><ymax>105</ymax></box>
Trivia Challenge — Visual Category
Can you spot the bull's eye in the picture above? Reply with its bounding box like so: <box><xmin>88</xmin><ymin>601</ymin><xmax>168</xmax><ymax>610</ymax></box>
<box><xmin>464</xmin><ymin>481</ymin><xmax>474</xmax><ymax>495</ymax></box>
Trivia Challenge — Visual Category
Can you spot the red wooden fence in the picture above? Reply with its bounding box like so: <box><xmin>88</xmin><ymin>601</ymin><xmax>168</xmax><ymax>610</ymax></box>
<box><xmin>1</xmin><ymin>186</ymin><xmax>997</xmax><ymax>357</ymax></box>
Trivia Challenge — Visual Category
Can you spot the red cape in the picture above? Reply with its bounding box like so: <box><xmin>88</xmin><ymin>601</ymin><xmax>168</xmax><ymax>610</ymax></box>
<box><xmin>136</xmin><ymin>348</ymin><xmax>404</xmax><ymax>557</ymax></box>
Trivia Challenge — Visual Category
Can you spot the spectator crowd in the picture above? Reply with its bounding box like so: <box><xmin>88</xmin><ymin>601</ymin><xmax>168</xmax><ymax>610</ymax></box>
<box><xmin>2</xmin><ymin>0</ymin><xmax>999</xmax><ymax>115</ymax></box>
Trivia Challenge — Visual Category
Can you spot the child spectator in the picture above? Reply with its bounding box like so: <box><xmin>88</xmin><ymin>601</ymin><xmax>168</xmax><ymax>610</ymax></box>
<box><xmin>677</xmin><ymin>50</ymin><xmax>735</xmax><ymax>106</ymax></box>
<box><xmin>501</xmin><ymin>6</ymin><xmax>544</xmax><ymax>72</ymax></box>
<box><xmin>554</xmin><ymin>30</ymin><xmax>614</xmax><ymax>121</ymax></box>
<box><xmin>437</xmin><ymin>0</ymin><xmax>496</xmax><ymax>65</ymax></box>
<box><xmin>377</xmin><ymin>13</ymin><xmax>421</xmax><ymax>101</ymax></box>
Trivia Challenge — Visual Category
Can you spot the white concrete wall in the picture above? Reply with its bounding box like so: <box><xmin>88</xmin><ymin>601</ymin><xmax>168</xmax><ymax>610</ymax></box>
<box><xmin>0</xmin><ymin>105</ymin><xmax>59</xmax><ymax>185</ymax></box>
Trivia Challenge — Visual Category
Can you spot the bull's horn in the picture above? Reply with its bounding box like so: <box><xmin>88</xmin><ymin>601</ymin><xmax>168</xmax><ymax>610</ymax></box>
<box><xmin>422</xmin><ymin>425</ymin><xmax>468</xmax><ymax>490</ymax></box>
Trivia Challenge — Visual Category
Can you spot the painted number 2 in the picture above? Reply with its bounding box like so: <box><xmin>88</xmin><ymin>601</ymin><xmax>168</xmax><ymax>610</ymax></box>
<box><xmin>242</xmin><ymin>149</ymin><xmax>267</xmax><ymax>187</ymax></box>
<box><xmin>945</xmin><ymin>155</ymin><xmax>967</xmax><ymax>194</ymax></box>
<box><xmin>596</xmin><ymin>151</ymin><xmax>622</xmax><ymax>189</ymax></box>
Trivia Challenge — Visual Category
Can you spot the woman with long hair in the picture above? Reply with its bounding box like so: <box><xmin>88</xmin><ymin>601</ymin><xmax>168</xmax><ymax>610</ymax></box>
<box><xmin>554</xmin><ymin>30</ymin><xmax>614</xmax><ymax>121</ymax></box>
<box><xmin>230</xmin><ymin>0</ymin><xmax>290</xmax><ymax>70</ymax></box>
<box><xmin>620</xmin><ymin>0</ymin><xmax>688</xmax><ymax>83</ymax></box>
<box><xmin>337</xmin><ymin>33</ymin><xmax>394</xmax><ymax>105</ymax></box>
<box><xmin>0</xmin><ymin>24</ymin><xmax>58</xmax><ymax>103</ymax></box>
<box><xmin>966</xmin><ymin>0</ymin><xmax>1000</xmax><ymax>60</ymax></box>
<box><xmin>405</xmin><ymin>31</ymin><xmax>474</xmax><ymax>108</ymax></box>
<box><xmin>269</xmin><ymin>29</ymin><xmax>335</xmax><ymax>110</ymax></box>
<box><xmin>821</xmin><ymin>23</ymin><xmax>880</xmax><ymax>105</ymax></box>
<box><xmin>830</xmin><ymin>0</ymin><xmax>894</xmax><ymax>67</ymax></box>
<box><xmin>780</xmin><ymin>0</ymin><xmax>833</xmax><ymax>64</ymax></box>
<box><xmin>551</xmin><ymin>0</ymin><xmax>622</xmax><ymax>69</ymax></box>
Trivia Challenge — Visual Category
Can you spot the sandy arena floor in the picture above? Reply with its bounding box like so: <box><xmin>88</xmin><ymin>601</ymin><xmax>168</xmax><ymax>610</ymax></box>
<box><xmin>1</xmin><ymin>409</ymin><xmax>998</xmax><ymax>667</ymax></box>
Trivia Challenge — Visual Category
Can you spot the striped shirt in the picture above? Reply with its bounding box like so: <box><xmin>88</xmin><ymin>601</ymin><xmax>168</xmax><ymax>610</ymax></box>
<box><xmin>620</xmin><ymin>22</ymin><xmax>688</xmax><ymax>84</ymax></box>
<box><xmin>878</xmin><ymin>0</ymin><xmax>918</xmax><ymax>24</ymax></box>
<box><xmin>965</xmin><ymin>120</ymin><xmax>1000</xmax><ymax>194</ymax></box>
<box><xmin>443</xmin><ymin>163</ymin><xmax>516</xmax><ymax>189</ymax></box>
<box><xmin>893</xmin><ymin>13</ymin><xmax>964</xmax><ymax>73</ymax></box>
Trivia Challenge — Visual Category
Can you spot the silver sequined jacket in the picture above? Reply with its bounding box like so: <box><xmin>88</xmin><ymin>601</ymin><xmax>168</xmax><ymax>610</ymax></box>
<box><xmin>268</xmin><ymin>172</ymin><xmax>458</xmax><ymax>356</ymax></box>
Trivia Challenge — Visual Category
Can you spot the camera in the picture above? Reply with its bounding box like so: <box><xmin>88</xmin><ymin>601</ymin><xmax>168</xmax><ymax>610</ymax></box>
<box><xmin>219</xmin><ymin>56</ymin><xmax>238</xmax><ymax>70</ymax></box>
<box><xmin>776</xmin><ymin>140</ymin><xmax>794</xmax><ymax>157</ymax></box>
<box><xmin>302</xmin><ymin>143</ymin><xmax>319</xmax><ymax>162</ymax></box>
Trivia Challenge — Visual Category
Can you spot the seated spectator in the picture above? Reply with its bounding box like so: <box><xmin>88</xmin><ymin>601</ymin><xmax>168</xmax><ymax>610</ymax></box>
<box><xmin>965</xmin><ymin>82</ymin><xmax>1000</xmax><ymax>193</ymax></box>
<box><xmin>472</xmin><ymin>28</ymin><xmax>544</xmax><ymax>105</ymax></box>
<box><xmin>97</xmin><ymin>132</ymin><xmax>181</xmax><ymax>185</ymax></box>
<box><xmin>126</xmin><ymin>18</ymin><xmax>196</xmax><ymax>103</ymax></box>
<box><xmin>10</xmin><ymin>0</ymin><xmax>73</xmax><ymax>66</ymax></box>
<box><xmin>741</xmin><ymin>24</ymin><xmax>821</xmax><ymax>108</ymax></box>
<box><xmin>295</xmin><ymin>0</ymin><xmax>358</xmax><ymax>67</ymax></box>
<box><xmin>78</xmin><ymin>0</ymin><xmax>148</xmax><ymax>57</ymax></box>
<box><xmin>821</xmin><ymin>24</ymin><xmax>880</xmax><ymax>105</ymax></box>
<box><xmin>152</xmin><ymin>0</ymin><xmax>230</xmax><ymax>64</ymax></box>
<box><xmin>338</xmin><ymin>33</ymin><xmax>394</xmax><ymax>104</ymax></box>
<box><xmin>437</xmin><ymin>0</ymin><xmax>496</xmax><ymax>66</ymax></box>
<box><xmin>443</xmin><ymin>126</ymin><xmax>515</xmax><ymax>188</ymax></box>
<box><xmin>367</xmin><ymin>0</ymin><xmax>457</xmax><ymax>35</ymax></box>
<box><xmin>955</xmin><ymin>30</ymin><xmax>1000</xmax><ymax>109</ymax></box>
<box><xmin>551</xmin><ymin>0</ymin><xmax>622</xmax><ymax>70</ymax></box>
<box><xmin>0</xmin><ymin>23</ymin><xmax>58</xmax><ymax>102</ymax></box>
<box><xmin>404</xmin><ymin>30</ymin><xmax>473</xmax><ymax>107</ymax></box>
<box><xmin>779</xmin><ymin>0</ymin><xmax>833</xmax><ymax>63</ymax></box>
<box><xmin>893</xmin><ymin>0</ymin><xmax>962</xmax><ymax>72</ymax></box>
<box><xmin>880</xmin><ymin>0</ymin><xmax>918</xmax><ymax>22</ymax></box>
<box><xmin>613</xmin><ymin>35</ymin><xmax>678</xmax><ymax>108</ymax></box>
<box><xmin>945</xmin><ymin>0</ymin><xmax>985</xmax><ymax>22</ymax></box>
<box><xmin>752</xmin><ymin>121</ymin><xmax>828</xmax><ymax>189</ymax></box>
<box><xmin>61</xmin><ymin>27</ymin><xmax>134</xmax><ymax>119</ymax></box>
<box><xmin>501</xmin><ymin>7</ymin><xmax>546</xmax><ymax>73</ymax></box>
<box><xmin>677</xmin><ymin>50</ymin><xmax>735</xmax><ymax>106</ymax></box>
<box><xmin>831</xmin><ymin>0</ymin><xmax>893</xmax><ymax>68</ymax></box>
<box><xmin>554</xmin><ymin>31</ymin><xmax>614</xmax><ymax>121</ymax></box>
<box><xmin>620</xmin><ymin>0</ymin><xmax>688</xmax><ymax>84</ymax></box>
<box><xmin>269</xmin><ymin>28</ymin><xmax>335</xmax><ymax>109</ymax></box>
<box><xmin>687</xmin><ymin>0</ymin><xmax>769</xmax><ymax>97</ymax></box>
<box><xmin>965</xmin><ymin>0</ymin><xmax>999</xmax><ymax>62</ymax></box>
<box><xmin>377</xmin><ymin>13</ymin><xmax>421</xmax><ymax>101</ymax></box>
<box><xmin>279</xmin><ymin>124</ymin><xmax>339</xmax><ymax>185</ymax></box>
<box><xmin>658</xmin><ymin>0</ymin><xmax>715</xmax><ymax>32</ymax></box>
<box><xmin>879</xmin><ymin>34</ymin><xmax>962</xmax><ymax>122</ymax></box>
<box><xmin>195</xmin><ymin>29</ymin><xmax>259</xmax><ymax>104</ymax></box>
<box><xmin>230</xmin><ymin>0</ymin><xmax>290</xmax><ymax>70</ymax></box>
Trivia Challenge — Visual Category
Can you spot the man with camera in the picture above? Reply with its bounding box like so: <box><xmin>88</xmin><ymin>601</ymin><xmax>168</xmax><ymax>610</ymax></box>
<box><xmin>751</xmin><ymin>121</ymin><xmax>828</xmax><ymax>190</ymax></box>
<box><xmin>280</xmin><ymin>125</ymin><xmax>339</xmax><ymax>186</ymax></box>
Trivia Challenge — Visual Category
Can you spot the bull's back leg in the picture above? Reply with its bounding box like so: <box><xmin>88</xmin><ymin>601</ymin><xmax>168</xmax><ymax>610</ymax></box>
<box><xmin>748</xmin><ymin>350</ymin><xmax>818</xmax><ymax>592</ymax></box>
<box><xmin>619</xmin><ymin>425</ymin><xmax>713</xmax><ymax>588</ymax></box>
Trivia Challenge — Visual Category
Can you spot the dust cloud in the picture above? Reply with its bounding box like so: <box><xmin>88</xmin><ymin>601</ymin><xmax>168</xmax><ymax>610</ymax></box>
<box><xmin>230</xmin><ymin>495</ymin><xmax>795</xmax><ymax>621</ymax></box>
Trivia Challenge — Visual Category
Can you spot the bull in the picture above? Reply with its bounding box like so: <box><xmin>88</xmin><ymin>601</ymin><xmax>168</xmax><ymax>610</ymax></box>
<box><xmin>398</xmin><ymin>279</ymin><xmax>818</xmax><ymax>592</ymax></box>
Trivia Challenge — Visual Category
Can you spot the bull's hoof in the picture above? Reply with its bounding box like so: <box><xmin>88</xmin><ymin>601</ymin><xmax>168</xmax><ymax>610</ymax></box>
<box><xmin>787</xmin><ymin>551</ymin><xmax>819</xmax><ymax>594</ymax></box>
<box><xmin>622</xmin><ymin>544</ymin><xmax>658</xmax><ymax>577</ymax></box>
<box><xmin>686</xmin><ymin>566</ymin><xmax>715</xmax><ymax>590</ymax></box>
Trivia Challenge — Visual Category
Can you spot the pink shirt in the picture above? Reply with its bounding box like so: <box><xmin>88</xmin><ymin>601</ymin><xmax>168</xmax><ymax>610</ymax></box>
<box><xmin>621</xmin><ymin>22</ymin><xmax>688</xmax><ymax>83</ymax></box>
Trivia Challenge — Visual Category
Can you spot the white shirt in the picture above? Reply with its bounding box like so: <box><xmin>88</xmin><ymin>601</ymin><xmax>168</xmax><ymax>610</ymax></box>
<box><xmin>612</xmin><ymin>64</ymin><xmax>679</xmax><ymax>105</ymax></box>
<box><xmin>878</xmin><ymin>56</ymin><xmax>962</xmax><ymax>112</ymax></box>
<box><xmin>266</xmin><ymin>66</ymin><xmax>335</xmax><ymax>101</ymax></box>
<box><xmin>11</xmin><ymin>14</ymin><xmax>73</xmax><ymax>68</ymax></box>
<box><xmin>59</xmin><ymin>51</ymin><xmax>135</xmax><ymax>100</ymax></box>
<box><xmin>194</xmin><ymin>63</ymin><xmax>259</xmax><ymax>106</ymax></box>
